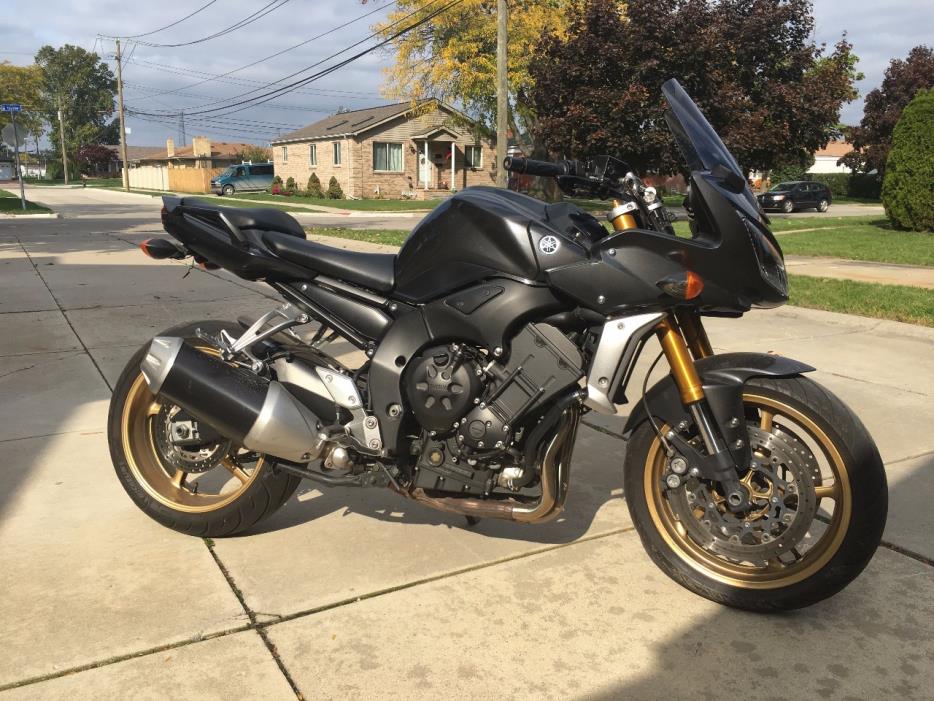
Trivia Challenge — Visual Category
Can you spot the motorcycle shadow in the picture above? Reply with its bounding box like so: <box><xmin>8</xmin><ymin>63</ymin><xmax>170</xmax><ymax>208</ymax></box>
<box><xmin>248</xmin><ymin>422</ymin><xmax>632</xmax><ymax>545</ymax></box>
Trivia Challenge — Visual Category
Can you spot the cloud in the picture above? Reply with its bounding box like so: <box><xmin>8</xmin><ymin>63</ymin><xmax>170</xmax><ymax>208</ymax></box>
<box><xmin>1</xmin><ymin>0</ymin><xmax>930</xmax><ymax>146</ymax></box>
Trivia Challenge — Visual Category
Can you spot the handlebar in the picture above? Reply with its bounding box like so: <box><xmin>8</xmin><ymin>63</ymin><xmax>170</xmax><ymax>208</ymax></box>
<box><xmin>502</xmin><ymin>156</ymin><xmax>573</xmax><ymax>177</ymax></box>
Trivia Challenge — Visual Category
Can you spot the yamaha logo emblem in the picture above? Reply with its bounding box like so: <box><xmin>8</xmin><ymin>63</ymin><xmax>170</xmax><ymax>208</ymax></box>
<box><xmin>539</xmin><ymin>235</ymin><xmax>560</xmax><ymax>255</ymax></box>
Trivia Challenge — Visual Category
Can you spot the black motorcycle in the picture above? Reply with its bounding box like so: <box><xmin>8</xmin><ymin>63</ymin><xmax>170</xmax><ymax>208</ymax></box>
<box><xmin>109</xmin><ymin>80</ymin><xmax>886</xmax><ymax>611</ymax></box>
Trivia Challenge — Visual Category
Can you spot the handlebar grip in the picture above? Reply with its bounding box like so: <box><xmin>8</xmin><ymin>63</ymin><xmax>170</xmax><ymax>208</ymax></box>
<box><xmin>503</xmin><ymin>156</ymin><xmax>567</xmax><ymax>177</ymax></box>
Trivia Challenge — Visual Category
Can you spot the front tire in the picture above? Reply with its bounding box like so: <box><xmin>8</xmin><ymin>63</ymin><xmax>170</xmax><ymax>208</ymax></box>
<box><xmin>624</xmin><ymin>375</ymin><xmax>886</xmax><ymax>611</ymax></box>
<box><xmin>782</xmin><ymin>199</ymin><xmax>794</xmax><ymax>213</ymax></box>
<box><xmin>222</xmin><ymin>184</ymin><xmax>235</xmax><ymax>196</ymax></box>
<box><xmin>108</xmin><ymin>321</ymin><xmax>301</xmax><ymax>537</ymax></box>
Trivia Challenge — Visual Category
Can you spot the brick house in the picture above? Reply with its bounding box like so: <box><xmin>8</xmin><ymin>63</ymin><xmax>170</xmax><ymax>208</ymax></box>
<box><xmin>270</xmin><ymin>100</ymin><xmax>496</xmax><ymax>199</ymax></box>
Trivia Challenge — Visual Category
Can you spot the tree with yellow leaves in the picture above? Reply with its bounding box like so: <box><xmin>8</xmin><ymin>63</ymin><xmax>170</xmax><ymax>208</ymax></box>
<box><xmin>366</xmin><ymin>0</ymin><xmax>571</xmax><ymax>142</ymax></box>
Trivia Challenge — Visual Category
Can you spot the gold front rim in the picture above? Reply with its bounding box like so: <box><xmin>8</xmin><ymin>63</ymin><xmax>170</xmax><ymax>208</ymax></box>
<box><xmin>120</xmin><ymin>350</ymin><xmax>265</xmax><ymax>514</ymax></box>
<box><xmin>644</xmin><ymin>393</ymin><xmax>852</xmax><ymax>589</ymax></box>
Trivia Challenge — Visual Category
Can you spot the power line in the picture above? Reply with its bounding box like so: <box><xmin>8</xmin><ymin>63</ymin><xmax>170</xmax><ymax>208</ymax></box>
<box><xmin>115</xmin><ymin>1</ymin><xmax>219</xmax><ymax>39</ymax></box>
<box><xmin>107</xmin><ymin>0</ymin><xmax>291</xmax><ymax>49</ymax></box>
<box><xmin>129</xmin><ymin>0</ymin><xmax>457</xmax><ymax>118</ymax></box>
<box><xmin>139</xmin><ymin>0</ymin><xmax>397</xmax><ymax>100</ymax></box>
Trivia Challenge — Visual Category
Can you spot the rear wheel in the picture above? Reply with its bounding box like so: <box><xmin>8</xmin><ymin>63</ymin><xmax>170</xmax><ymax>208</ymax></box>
<box><xmin>222</xmin><ymin>184</ymin><xmax>234</xmax><ymax>196</ymax></box>
<box><xmin>108</xmin><ymin>321</ymin><xmax>301</xmax><ymax>537</ymax></box>
<box><xmin>624</xmin><ymin>375</ymin><xmax>887</xmax><ymax>611</ymax></box>
<box><xmin>817</xmin><ymin>198</ymin><xmax>830</xmax><ymax>212</ymax></box>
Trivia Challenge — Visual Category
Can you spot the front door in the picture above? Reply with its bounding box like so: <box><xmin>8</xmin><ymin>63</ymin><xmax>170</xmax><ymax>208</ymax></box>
<box><xmin>419</xmin><ymin>149</ymin><xmax>431</xmax><ymax>188</ymax></box>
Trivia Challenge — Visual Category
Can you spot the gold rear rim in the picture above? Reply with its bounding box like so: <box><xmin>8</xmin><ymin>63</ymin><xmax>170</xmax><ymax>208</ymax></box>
<box><xmin>644</xmin><ymin>393</ymin><xmax>852</xmax><ymax>589</ymax></box>
<box><xmin>120</xmin><ymin>347</ymin><xmax>265</xmax><ymax>514</ymax></box>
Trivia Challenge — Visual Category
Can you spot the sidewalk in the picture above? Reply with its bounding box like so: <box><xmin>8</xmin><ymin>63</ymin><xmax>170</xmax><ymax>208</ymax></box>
<box><xmin>2</xmin><ymin>207</ymin><xmax>933</xmax><ymax>699</ymax></box>
<box><xmin>785</xmin><ymin>255</ymin><xmax>934</xmax><ymax>289</ymax></box>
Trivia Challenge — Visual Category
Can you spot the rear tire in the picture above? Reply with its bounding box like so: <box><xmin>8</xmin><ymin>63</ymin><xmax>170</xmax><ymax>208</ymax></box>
<box><xmin>624</xmin><ymin>375</ymin><xmax>887</xmax><ymax>611</ymax></box>
<box><xmin>108</xmin><ymin>321</ymin><xmax>301</xmax><ymax>537</ymax></box>
<box><xmin>817</xmin><ymin>198</ymin><xmax>829</xmax><ymax>212</ymax></box>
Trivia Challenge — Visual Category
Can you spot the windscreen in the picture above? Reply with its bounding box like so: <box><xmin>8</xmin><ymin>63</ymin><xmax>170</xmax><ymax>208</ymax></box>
<box><xmin>661</xmin><ymin>79</ymin><xmax>762</xmax><ymax>220</ymax></box>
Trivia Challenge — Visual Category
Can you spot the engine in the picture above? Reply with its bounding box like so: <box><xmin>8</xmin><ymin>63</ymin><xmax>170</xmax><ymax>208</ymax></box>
<box><xmin>403</xmin><ymin>324</ymin><xmax>584</xmax><ymax>496</ymax></box>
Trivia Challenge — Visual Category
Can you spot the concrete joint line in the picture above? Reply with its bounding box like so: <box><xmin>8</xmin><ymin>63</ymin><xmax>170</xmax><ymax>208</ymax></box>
<box><xmin>15</xmin><ymin>237</ymin><xmax>113</xmax><ymax>392</ymax></box>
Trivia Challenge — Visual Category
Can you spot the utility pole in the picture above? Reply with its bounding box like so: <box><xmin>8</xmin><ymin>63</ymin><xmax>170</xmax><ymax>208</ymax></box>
<box><xmin>57</xmin><ymin>97</ymin><xmax>69</xmax><ymax>185</ymax></box>
<box><xmin>495</xmin><ymin>0</ymin><xmax>508</xmax><ymax>188</ymax></box>
<box><xmin>10</xmin><ymin>109</ymin><xmax>26</xmax><ymax>210</ymax></box>
<box><xmin>178</xmin><ymin>110</ymin><xmax>186</xmax><ymax>146</ymax></box>
<box><xmin>115</xmin><ymin>39</ymin><xmax>130</xmax><ymax>191</ymax></box>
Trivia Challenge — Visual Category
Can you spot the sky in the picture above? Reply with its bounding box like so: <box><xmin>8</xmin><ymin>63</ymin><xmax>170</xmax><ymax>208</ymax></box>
<box><xmin>1</xmin><ymin>0</ymin><xmax>932</xmax><ymax>149</ymax></box>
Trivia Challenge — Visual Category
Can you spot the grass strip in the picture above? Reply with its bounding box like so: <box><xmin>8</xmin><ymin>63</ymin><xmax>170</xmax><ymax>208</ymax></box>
<box><xmin>0</xmin><ymin>188</ymin><xmax>53</xmax><ymax>214</ymax></box>
<box><xmin>230</xmin><ymin>192</ymin><xmax>441</xmax><ymax>211</ymax></box>
<box><xmin>788</xmin><ymin>275</ymin><xmax>934</xmax><ymax>327</ymax></box>
<box><xmin>306</xmin><ymin>226</ymin><xmax>409</xmax><ymax>247</ymax></box>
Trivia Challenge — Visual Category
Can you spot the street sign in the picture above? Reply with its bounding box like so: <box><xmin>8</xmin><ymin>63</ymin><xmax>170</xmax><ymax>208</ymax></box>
<box><xmin>0</xmin><ymin>103</ymin><xmax>22</xmax><ymax>113</ymax></box>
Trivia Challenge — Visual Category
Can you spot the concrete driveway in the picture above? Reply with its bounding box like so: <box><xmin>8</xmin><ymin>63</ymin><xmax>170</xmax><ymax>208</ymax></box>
<box><xmin>1</xmin><ymin>189</ymin><xmax>931</xmax><ymax>699</ymax></box>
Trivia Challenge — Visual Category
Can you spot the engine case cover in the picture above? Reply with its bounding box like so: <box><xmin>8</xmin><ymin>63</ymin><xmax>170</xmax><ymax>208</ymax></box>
<box><xmin>405</xmin><ymin>345</ymin><xmax>482</xmax><ymax>431</ymax></box>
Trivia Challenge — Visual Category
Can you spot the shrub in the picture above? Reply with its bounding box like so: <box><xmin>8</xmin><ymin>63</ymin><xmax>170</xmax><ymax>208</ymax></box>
<box><xmin>285</xmin><ymin>176</ymin><xmax>297</xmax><ymax>193</ymax></box>
<box><xmin>272</xmin><ymin>175</ymin><xmax>283</xmax><ymax>187</ymax></box>
<box><xmin>271</xmin><ymin>183</ymin><xmax>281</xmax><ymax>195</ymax></box>
<box><xmin>306</xmin><ymin>172</ymin><xmax>324</xmax><ymax>198</ymax></box>
<box><xmin>808</xmin><ymin>172</ymin><xmax>882</xmax><ymax>200</ymax></box>
<box><xmin>769</xmin><ymin>163</ymin><xmax>808</xmax><ymax>184</ymax></box>
<box><xmin>883</xmin><ymin>88</ymin><xmax>934</xmax><ymax>231</ymax></box>
<box><xmin>327</xmin><ymin>176</ymin><xmax>344</xmax><ymax>199</ymax></box>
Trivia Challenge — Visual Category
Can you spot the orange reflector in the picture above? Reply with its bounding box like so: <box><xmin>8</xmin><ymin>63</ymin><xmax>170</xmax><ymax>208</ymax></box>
<box><xmin>139</xmin><ymin>239</ymin><xmax>154</xmax><ymax>258</ymax></box>
<box><xmin>684</xmin><ymin>271</ymin><xmax>704</xmax><ymax>299</ymax></box>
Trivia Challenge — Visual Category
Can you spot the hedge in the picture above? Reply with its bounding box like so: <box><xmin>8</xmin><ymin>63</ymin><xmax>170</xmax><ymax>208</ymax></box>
<box><xmin>883</xmin><ymin>88</ymin><xmax>934</xmax><ymax>231</ymax></box>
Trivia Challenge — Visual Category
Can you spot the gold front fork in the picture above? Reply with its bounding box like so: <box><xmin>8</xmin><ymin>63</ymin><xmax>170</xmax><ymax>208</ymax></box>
<box><xmin>655</xmin><ymin>312</ymin><xmax>709</xmax><ymax>404</ymax></box>
<box><xmin>675</xmin><ymin>309</ymin><xmax>713</xmax><ymax>359</ymax></box>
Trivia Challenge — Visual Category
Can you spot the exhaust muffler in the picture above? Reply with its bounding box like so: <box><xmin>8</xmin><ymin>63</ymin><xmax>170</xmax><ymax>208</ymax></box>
<box><xmin>140</xmin><ymin>337</ymin><xmax>323</xmax><ymax>463</ymax></box>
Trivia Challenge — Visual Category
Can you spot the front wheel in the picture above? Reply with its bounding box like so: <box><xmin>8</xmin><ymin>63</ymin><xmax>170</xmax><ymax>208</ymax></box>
<box><xmin>222</xmin><ymin>184</ymin><xmax>235</xmax><ymax>196</ymax></box>
<box><xmin>107</xmin><ymin>321</ymin><xmax>301</xmax><ymax>537</ymax></box>
<box><xmin>624</xmin><ymin>375</ymin><xmax>887</xmax><ymax>611</ymax></box>
<box><xmin>782</xmin><ymin>199</ymin><xmax>794</xmax><ymax>213</ymax></box>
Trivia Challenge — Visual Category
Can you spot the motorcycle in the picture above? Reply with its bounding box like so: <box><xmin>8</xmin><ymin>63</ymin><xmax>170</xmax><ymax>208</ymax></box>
<box><xmin>109</xmin><ymin>80</ymin><xmax>887</xmax><ymax>611</ymax></box>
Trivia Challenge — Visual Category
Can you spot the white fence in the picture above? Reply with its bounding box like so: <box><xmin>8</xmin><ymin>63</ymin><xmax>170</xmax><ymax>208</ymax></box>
<box><xmin>128</xmin><ymin>166</ymin><xmax>169</xmax><ymax>191</ymax></box>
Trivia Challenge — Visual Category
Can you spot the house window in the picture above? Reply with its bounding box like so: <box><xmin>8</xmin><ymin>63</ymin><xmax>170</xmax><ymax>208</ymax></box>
<box><xmin>465</xmin><ymin>145</ymin><xmax>482</xmax><ymax>168</ymax></box>
<box><xmin>372</xmin><ymin>142</ymin><xmax>403</xmax><ymax>172</ymax></box>
<box><xmin>332</xmin><ymin>141</ymin><xmax>342</xmax><ymax>166</ymax></box>
<box><xmin>281</xmin><ymin>146</ymin><xmax>288</xmax><ymax>163</ymax></box>
<box><xmin>309</xmin><ymin>144</ymin><xmax>317</xmax><ymax>166</ymax></box>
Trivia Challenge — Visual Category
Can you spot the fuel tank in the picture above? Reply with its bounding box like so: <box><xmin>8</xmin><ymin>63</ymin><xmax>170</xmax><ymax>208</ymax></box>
<box><xmin>394</xmin><ymin>187</ymin><xmax>549</xmax><ymax>302</ymax></box>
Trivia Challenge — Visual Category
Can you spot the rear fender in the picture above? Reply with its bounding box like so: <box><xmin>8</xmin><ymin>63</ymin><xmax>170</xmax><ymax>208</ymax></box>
<box><xmin>622</xmin><ymin>352</ymin><xmax>815</xmax><ymax>469</ymax></box>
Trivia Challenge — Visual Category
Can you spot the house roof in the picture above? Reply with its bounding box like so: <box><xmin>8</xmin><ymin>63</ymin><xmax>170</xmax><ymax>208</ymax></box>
<box><xmin>167</xmin><ymin>142</ymin><xmax>258</xmax><ymax>160</ymax></box>
<box><xmin>271</xmin><ymin>100</ymin><xmax>440</xmax><ymax>144</ymax></box>
<box><xmin>814</xmin><ymin>140</ymin><xmax>852</xmax><ymax>158</ymax></box>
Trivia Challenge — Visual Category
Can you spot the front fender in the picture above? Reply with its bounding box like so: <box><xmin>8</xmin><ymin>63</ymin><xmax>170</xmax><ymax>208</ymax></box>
<box><xmin>621</xmin><ymin>352</ymin><xmax>815</xmax><ymax>468</ymax></box>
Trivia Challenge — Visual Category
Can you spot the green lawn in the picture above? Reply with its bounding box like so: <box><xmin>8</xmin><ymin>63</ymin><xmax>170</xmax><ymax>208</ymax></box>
<box><xmin>181</xmin><ymin>196</ymin><xmax>325</xmax><ymax>214</ymax></box>
<box><xmin>305</xmin><ymin>226</ymin><xmax>410</xmax><ymax>247</ymax></box>
<box><xmin>0</xmin><ymin>188</ymin><xmax>53</xmax><ymax>214</ymax></box>
<box><xmin>788</xmin><ymin>275</ymin><xmax>934</xmax><ymax>327</ymax></box>
<box><xmin>779</xmin><ymin>218</ymin><xmax>934</xmax><ymax>266</ymax></box>
<box><xmin>229</xmin><ymin>192</ymin><xmax>443</xmax><ymax>211</ymax></box>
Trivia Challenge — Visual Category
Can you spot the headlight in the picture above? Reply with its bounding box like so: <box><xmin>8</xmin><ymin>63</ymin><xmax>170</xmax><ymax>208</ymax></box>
<box><xmin>741</xmin><ymin>215</ymin><xmax>787</xmax><ymax>296</ymax></box>
<box><xmin>772</xmin><ymin>194</ymin><xmax>785</xmax><ymax>201</ymax></box>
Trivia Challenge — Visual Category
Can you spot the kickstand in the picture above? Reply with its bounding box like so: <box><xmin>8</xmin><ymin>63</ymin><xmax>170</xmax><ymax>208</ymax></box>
<box><xmin>464</xmin><ymin>516</ymin><xmax>480</xmax><ymax>528</ymax></box>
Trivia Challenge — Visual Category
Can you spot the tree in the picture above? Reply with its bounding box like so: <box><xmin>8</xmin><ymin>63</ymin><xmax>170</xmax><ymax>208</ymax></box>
<box><xmin>34</xmin><ymin>45</ymin><xmax>116</xmax><ymax>173</ymax></box>
<box><xmin>842</xmin><ymin>46</ymin><xmax>934</xmax><ymax>175</ymax></box>
<box><xmin>0</xmin><ymin>62</ymin><xmax>44</xmax><ymax>141</ymax></box>
<box><xmin>76</xmin><ymin>144</ymin><xmax>115</xmax><ymax>175</ymax></box>
<box><xmin>327</xmin><ymin>176</ymin><xmax>344</xmax><ymax>199</ymax></box>
<box><xmin>527</xmin><ymin>0</ymin><xmax>860</xmax><ymax>176</ymax></box>
<box><xmin>236</xmin><ymin>144</ymin><xmax>271</xmax><ymax>163</ymax></box>
<box><xmin>306</xmin><ymin>172</ymin><xmax>324</xmax><ymax>198</ymax></box>
<box><xmin>882</xmin><ymin>88</ymin><xmax>934</xmax><ymax>231</ymax></box>
<box><xmin>367</xmin><ymin>0</ymin><xmax>571</xmax><ymax>138</ymax></box>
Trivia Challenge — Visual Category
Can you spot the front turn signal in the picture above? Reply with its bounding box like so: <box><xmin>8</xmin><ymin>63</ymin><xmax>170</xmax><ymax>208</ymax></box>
<box><xmin>658</xmin><ymin>271</ymin><xmax>704</xmax><ymax>299</ymax></box>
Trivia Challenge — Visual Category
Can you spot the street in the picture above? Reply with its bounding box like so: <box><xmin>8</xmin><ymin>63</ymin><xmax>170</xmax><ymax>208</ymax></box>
<box><xmin>1</xmin><ymin>188</ymin><xmax>931</xmax><ymax>699</ymax></box>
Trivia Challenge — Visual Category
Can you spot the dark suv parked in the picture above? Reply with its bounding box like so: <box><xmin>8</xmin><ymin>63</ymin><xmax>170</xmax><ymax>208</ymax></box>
<box><xmin>757</xmin><ymin>181</ymin><xmax>832</xmax><ymax>213</ymax></box>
